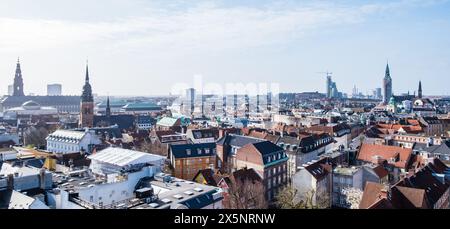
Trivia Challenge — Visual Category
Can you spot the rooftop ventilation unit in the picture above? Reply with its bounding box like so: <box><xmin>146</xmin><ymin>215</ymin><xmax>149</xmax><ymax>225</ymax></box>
<box><xmin>194</xmin><ymin>187</ymin><xmax>203</xmax><ymax>192</ymax></box>
<box><xmin>173</xmin><ymin>194</ymin><xmax>183</xmax><ymax>199</ymax></box>
<box><xmin>161</xmin><ymin>198</ymin><xmax>172</xmax><ymax>204</ymax></box>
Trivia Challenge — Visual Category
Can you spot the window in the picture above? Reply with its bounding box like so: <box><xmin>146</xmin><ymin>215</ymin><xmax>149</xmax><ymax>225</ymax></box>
<box><xmin>205</xmin><ymin>148</ymin><xmax>210</xmax><ymax>154</ymax></box>
<box><xmin>186</xmin><ymin>149</ymin><xmax>191</xmax><ymax>155</ymax></box>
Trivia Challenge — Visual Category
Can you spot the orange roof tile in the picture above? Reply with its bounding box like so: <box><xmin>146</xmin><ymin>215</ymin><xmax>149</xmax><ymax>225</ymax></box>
<box><xmin>358</xmin><ymin>144</ymin><xmax>413</xmax><ymax>169</ymax></box>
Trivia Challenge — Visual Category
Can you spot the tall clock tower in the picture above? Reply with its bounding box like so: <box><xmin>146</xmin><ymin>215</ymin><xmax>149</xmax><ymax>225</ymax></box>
<box><xmin>80</xmin><ymin>63</ymin><xmax>94</xmax><ymax>128</ymax></box>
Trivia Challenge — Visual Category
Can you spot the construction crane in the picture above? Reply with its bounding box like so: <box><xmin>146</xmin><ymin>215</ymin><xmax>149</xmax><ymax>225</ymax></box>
<box><xmin>13</xmin><ymin>146</ymin><xmax>57</xmax><ymax>170</ymax></box>
<box><xmin>316</xmin><ymin>71</ymin><xmax>333</xmax><ymax>77</ymax></box>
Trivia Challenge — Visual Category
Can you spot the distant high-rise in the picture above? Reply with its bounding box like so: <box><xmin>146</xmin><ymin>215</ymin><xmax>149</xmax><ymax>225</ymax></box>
<box><xmin>375</xmin><ymin>88</ymin><xmax>382</xmax><ymax>100</ymax></box>
<box><xmin>47</xmin><ymin>84</ymin><xmax>62</xmax><ymax>96</ymax></box>
<box><xmin>13</xmin><ymin>58</ymin><xmax>25</xmax><ymax>96</ymax></box>
<box><xmin>326</xmin><ymin>75</ymin><xmax>332</xmax><ymax>98</ymax></box>
<box><xmin>244</xmin><ymin>94</ymin><xmax>250</xmax><ymax>119</ymax></box>
<box><xmin>383</xmin><ymin>63</ymin><xmax>393</xmax><ymax>104</ymax></box>
<box><xmin>80</xmin><ymin>62</ymin><xmax>94</xmax><ymax>128</ymax></box>
<box><xmin>233</xmin><ymin>94</ymin><xmax>238</xmax><ymax>118</ymax></box>
<box><xmin>222</xmin><ymin>95</ymin><xmax>227</xmax><ymax>117</ymax></box>
<box><xmin>324</xmin><ymin>72</ymin><xmax>340</xmax><ymax>99</ymax></box>
<box><xmin>186</xmin><ymin>88</ymin><xmax>195</xmax><ymax>115</ymax></box>
<box><xmin>256</xmin><ymin>94</ymin><xmax>260</xmax><ymax>113</ymax></box>
<box><xmin>7</xmin><ymin>85</ymin><xmax>13</xmax><ymax>96</ymax></box>
<box><xmin>418</xmin><ymin>81</ymin><xmax>422</xmax><ymax>98</ymax></box>
<box><xmin>201</xmin><ymin>93</ymin><xmax>205</xmax><ymax>117</ymax></box>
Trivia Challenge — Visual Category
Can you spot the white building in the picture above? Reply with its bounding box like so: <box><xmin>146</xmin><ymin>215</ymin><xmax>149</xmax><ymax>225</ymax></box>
<box><xmin>292</xmin><ymin>158</ymin><xmax>332</xmax><ymax>208</ymax></box>
<box><xmin>46</xmin><ymin>129</ymin><xmax>101</xmax><ymax>154</ymax></box>
<box><xmin>332</xmin><ymin>166</ymin><xmax>363</xmax><ymax>208</ymax></box>
<box><xmin>2</xmin><ymin>100</ymin><xmax>57</xmax><ymax>120</ymax></box>
<box><xmin>88</xmin><ymin>147</ymin><xmax>165</xmax><ymax>175</ymax></box>
<box><xmin>49</xmin><ymin>148</ymin><xmax>222</xmax><ymax>209</ymax></box>
<box><xmin>4</xmin><ymin>190</ymin><xmax>49</xmax><ymax>209</ymax></box>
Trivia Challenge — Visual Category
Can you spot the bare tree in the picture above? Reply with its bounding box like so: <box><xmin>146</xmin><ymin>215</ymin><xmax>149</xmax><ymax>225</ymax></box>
<box><xmin>24</xmin><ymin>126</ymin><xmax>49</xmax><ymax>148</ymax></box>
<box><xmin>276</xmin><ymin>185</ymin><xmax>330</xmax><ymax>209</ymax></box>
<box><xmin>138</xmin><ymin>139</ymin><xmax>167</xmax><ymax>156</ymax></box>
<box><xmin>227</xmin><ymin>177</ymin><xmax>268</xmax><ymax>209</ymax></box>
<box><xmin>342</xmin><ymin>187</ymin><xmax>363</xmax><ymax>209</ymax></box>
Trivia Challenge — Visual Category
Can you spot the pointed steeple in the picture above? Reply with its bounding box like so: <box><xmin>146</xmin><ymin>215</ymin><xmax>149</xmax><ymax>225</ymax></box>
<box><xmin>418</xmin><ymin>81</ymin><xmax>422</xmax><ymax>98</ymax></box>
<box><xmin>81</xmin><ymin>61</ymin><xmax>93</xmax><ymax>102</ymax></box>
<box><xmin>385</xmin><ymin>62</ymin><xmax>391</xmax><ymax>79</ymax></box>
<box><xmin>80</xmin><ymin>61</ymin><xmax>94</xmax><ymax>128</ymax></box>
<box><xmin>105</xmin><ymin>96</ymin><xmax>111</xmax><ymax>118</ymax></box>
<box><xmin>85</xmin><ymin>61</ymin><xmax>90</xmax><ymax>83</ymax></box>
<box><xmin>13</xmin><ymin>57</ymin><xmax>25</xmax><ymax>96</ymax></box>
<box><xmin>382</xmin><ymin>61</ymin><xmax>393</xmax><ymax>104</ymax></box>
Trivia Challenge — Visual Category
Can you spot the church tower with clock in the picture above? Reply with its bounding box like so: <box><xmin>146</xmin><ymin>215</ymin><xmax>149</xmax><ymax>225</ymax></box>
<box><xmin>79</xmin><ymin>62</ymin><xmax>94</xmax><ymax>128</ymax></box>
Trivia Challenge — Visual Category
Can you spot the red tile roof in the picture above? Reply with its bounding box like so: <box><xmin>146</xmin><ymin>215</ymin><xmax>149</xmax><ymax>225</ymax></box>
<box><xmin>391</xmin><ymin>186</ymin><xmax>427</xmax><ymax>208</ymax></box>
<box><xmin>358</xmin><ymin>144</ymin><xmax>413</xmax><ymax>169</ymax></box>
<box><xmin>372</xmin><ymin>165</ymin><xmax>389</xmax><ymax>179</ymax></box>
<box><xmin>359</xmin><ymin>182</ymin><xmax>388</xmax><ymax>209</ymax></box>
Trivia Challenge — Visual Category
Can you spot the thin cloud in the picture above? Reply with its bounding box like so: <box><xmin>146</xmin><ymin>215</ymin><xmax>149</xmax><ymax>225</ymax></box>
<box><xmin>1</xmin><ymin>0</ymin><xmax>442</xmax><ymax>54</ymax></box>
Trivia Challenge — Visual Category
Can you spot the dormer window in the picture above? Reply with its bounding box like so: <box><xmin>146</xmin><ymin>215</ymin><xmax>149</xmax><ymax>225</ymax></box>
<box><xmin>186</xmin><ymin>149</ymin><xmax>191</xmax><ymax>155</ymax></box>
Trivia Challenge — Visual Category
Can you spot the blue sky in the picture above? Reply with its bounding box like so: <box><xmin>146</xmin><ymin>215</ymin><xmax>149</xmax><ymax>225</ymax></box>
<box><xmin>0</xmin><ymin>0</ymin><xmax>449</xmax><ymax>96</ymax></box>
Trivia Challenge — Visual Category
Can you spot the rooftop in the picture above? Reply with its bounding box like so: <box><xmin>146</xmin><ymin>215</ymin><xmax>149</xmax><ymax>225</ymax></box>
<box><xmin>88</xmin><ymin>147</ymin><xmax>165</xmax><ymax>167</ymax></box>
<box><xmin>333</xmin><ymin>166</ymin><xmax>360</xmax><ymax>176</ymax></box>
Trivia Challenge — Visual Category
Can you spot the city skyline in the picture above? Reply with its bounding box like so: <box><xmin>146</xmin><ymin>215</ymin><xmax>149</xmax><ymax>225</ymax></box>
<box><xmin>1</xmin><ymin>0</ymin><xmax>450</xmax><ymax>96</ymax></box>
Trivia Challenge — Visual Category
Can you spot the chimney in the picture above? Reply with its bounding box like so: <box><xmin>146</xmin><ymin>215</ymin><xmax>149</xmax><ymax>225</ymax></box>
<box><xmin>39</xmin><ymin>168</ymin><xmax>48</xmax><ymax>190</ymax></box>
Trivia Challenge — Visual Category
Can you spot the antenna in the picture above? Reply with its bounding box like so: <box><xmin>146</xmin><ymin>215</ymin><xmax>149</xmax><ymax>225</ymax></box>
<box><xmin>316</xmin><ymin>71</ymin><xmax>333</xmax><ymax>77</ymax></box>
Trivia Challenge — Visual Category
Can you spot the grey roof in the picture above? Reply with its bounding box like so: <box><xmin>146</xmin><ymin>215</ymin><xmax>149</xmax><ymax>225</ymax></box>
<box><xmin>74</xmin><ymin>125</ymin><xmax>123</xmax><ymax>139</ymax></box>
<box><xmin>170</xmin><ymin>143</ymin><xmax>216</xmax><ymax>159</ymax></box>
<box><xmin>252</xmin><ymin>141</ymin><xmax>284</xmax><ymax>156</ymax></box>
<box><xmin>216</xmin><ymin>134</ymin><xmax>264</xmax><ymax>147</ymax></box>
<box><xmin>93</xmin><ymin>114</ymin><xmax>135</xmax><ymax>130</ymax></box>
<box><xmin>131</xmin><ymin>176</ymin><xmax>223</xmax><ymax>209</ymax></box>
<box><xmin>0</xmin><ymin>95</ymin><xmax>79</xmax><ymax>107</ymax></box>
<box><xmin>413</xmin><ymin>142</ymin><xmax>450</xmax><ymax>155</ymax></box>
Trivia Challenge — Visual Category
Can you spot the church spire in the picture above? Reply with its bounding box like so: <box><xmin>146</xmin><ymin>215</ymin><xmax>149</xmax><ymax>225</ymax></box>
<box><xmin>385</xmin><ymin>62</ymin><xmax>391</xmax><ymax>79</ymax></box>
<box><xmin>418</xmin><ymin>81</ymin><xmax>422</xmax><ymax>98</ymax></box>
<box><xmin>85</xmin><ymin>60</ymin><xmax>89</xmax><ymax>83</ymax></box>
<box><xmin>81</xmin><ymin>62</ymin><xmax>93</xmax><ymax>102</ymax></box>
<box><xmin>105</xmin><ymin>96</ymin><xmax>111</xmax><ymax>118</ymax></box>
<box><xmin>80</xmin><ymin>61</ymin><xmax>94</xmax><ymax>128</ymax></box>
<box><xmin>13</xmin><ymin>57</ymin><xmax>25</xmax><ymax>96</ymax></box>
